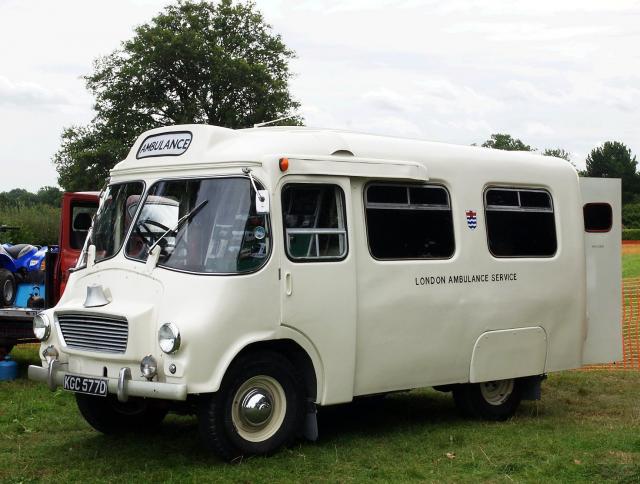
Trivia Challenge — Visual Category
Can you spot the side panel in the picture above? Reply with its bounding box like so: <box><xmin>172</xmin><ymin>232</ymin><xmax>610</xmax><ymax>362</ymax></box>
<box><xmin>580</xmin><ymin>177</ymin><xmax>622</xmax><ymax>365</ymax></box>
<box><xmin>469</xmin><ymin>327</ymin><xmax>547</xmax><ymax>383</ymax></box>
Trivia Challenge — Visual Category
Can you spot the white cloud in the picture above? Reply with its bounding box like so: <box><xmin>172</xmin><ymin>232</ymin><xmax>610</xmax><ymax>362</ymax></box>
<box><xmin>525</xmin><ymin>122</ymin><xmax>555</xmax><ymax>137</ymax></box>
<box><xmin>361</xmin><ymin>88</ymin><xmax>413</xmax><ymax>113</ymax></box>
<box><xmin>0</xmin><ymin>75</ymin><xmax>72</xmax><ymax>108</ymax></box>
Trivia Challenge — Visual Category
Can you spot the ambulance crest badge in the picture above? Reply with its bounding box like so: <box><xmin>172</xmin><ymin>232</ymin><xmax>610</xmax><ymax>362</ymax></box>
<box><xmin>466</xmin><ymin>210</ymin><xmax>477</xmax><ymax>229</ymax></box>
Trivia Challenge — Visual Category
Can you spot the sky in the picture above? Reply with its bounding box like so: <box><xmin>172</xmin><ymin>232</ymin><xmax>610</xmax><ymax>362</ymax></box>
<box><xmin>0</xmin><ymin>0</ymin><xmax>639</xmax><ymax>191</ymax></box>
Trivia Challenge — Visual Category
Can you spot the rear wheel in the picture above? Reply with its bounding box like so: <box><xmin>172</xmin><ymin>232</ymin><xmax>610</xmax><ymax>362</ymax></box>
<box><xmin>75</xmin><ymin>394</ymin><xmax>168</xmax><ymax>434</ymax></box>
<box><xmin>0</xmin><ymin>269</ymin><xmax>16</xmax><ymax>307</ymax></box>
<box><xmin>453</xmin><ymin>378</ymin><xmax>521</xmax><ymax>421</ymax></box>
<box><xmin>198</xmin><ymin>351</ymin><xmax>305</xmax><ymax>461</ymax></box>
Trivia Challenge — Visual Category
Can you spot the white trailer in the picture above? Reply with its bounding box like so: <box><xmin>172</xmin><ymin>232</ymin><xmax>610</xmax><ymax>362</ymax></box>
<box><xmin>29</xmin><ymin>125</ymin><xmax>621</xmax><ymax>459</ymax></box>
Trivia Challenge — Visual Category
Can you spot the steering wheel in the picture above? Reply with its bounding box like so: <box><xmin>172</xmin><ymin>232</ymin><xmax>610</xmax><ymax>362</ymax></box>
<box><xmin>134</xmin><ymin>219</ymin><xmax>172</xmax><ymax>249</ymax></box>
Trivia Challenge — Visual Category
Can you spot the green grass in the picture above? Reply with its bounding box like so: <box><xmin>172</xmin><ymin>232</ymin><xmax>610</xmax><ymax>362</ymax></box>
<box><xmin>2</xmin><ymin>347</ymin><xmax>640</xmax><ymax>482</ymax></box>
<box><xmin>623</xmin><ymin>252</ymin><xmax>640</xmax><ymax>279</ymax></box>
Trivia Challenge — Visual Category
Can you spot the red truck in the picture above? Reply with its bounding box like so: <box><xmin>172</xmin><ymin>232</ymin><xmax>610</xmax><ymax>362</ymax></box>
<box><xmin>0</xmin><ymin>192</ymin><xmax>99</xmax><ymax>356</ymax></box>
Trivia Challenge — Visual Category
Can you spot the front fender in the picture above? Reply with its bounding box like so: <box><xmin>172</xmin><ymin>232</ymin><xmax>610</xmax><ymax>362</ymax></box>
<box><xmin>192</xmin><ymin>326</ymin><xmax>325</xmax><ymax>404</ymax></box>
<box><xmin>0</xmin><ymin>253</ymin><xmax>17</xmax><ymax>272</ymax></box>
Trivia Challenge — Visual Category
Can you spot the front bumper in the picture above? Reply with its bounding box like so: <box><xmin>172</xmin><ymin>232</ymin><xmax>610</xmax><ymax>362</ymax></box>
<box><xmin>28</xmin><ymin>362</ymin><xmax>187</xmax><ymax>402</ymax></box>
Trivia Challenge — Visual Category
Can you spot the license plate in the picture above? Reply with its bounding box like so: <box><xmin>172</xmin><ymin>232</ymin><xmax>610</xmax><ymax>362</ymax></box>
<box><xmin>63</xmin><ymin>374</ymin><xmax>108</xmax><ymax>397</ymax></box>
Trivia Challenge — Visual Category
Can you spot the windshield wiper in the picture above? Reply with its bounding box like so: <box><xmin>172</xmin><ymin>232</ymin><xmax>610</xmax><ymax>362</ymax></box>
<box><xmin>147</xmin><ymin>200</ymin><xmax>209</xmax><ymax>257</ymax></box>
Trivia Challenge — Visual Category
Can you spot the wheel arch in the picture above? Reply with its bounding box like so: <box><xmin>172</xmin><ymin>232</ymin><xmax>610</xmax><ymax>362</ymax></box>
<box><xmin>207</xmin><ymin>328</ymin><xmax>324</xmax><ymax>403</ymax></box>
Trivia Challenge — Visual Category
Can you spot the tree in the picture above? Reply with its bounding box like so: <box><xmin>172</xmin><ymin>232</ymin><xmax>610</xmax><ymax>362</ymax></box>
<box><xmin>54</xmin><ymin>0</ymin><xmax>301</xmax><ymax>191</ymax></box>
<box><xmin>542</xmin><ymin>148</ymin><xmax>575</xmax><ymax>167</ymax></box>
<box><xmin>542</xmin><ymin>148</ymin><xmax>571</xmax><ymax>161</ymax></box>
<box><xmin>36</xmin><ymin>186</ymin><xmax>63</xmax><ymax>206</ymax></box>
<box><xmin>0</xmin><ymin>186</ymin><xmax>62</xmax><ymax>208</ymax></box>
<box><xmin>584</xmin><ymin>141</ymin><xmax>638</xmax><ymax>203</ymax></box>
<box><xmin>480</xmin><ymin>133</ymin><xmax>533</xmax><ymax>151</ymax></box>
<box><xmin>622</xmin><ymin>202</ymin><xmax>640</xmax><ymax>228</ymax></box>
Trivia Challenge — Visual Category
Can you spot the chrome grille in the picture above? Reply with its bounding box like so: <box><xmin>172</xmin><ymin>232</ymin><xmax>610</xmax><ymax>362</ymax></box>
<box><xmin>57</xmin><ymin>312</ymin><xmax>128</xmax><ymax>353</ymax></box>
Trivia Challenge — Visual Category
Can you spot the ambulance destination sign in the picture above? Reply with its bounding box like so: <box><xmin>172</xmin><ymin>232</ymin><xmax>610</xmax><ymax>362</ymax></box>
<box><xmin>136</xmin><ymin>131</ymin><xmax>192</xmax><ymax>159</ymax></box>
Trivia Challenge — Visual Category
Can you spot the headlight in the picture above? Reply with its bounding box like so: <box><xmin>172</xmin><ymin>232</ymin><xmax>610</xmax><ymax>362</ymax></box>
<box><xmin>33</xmin><ymin>313</ymin><xmax>51</xmax><ymax>341</ymax></box>
<box><xmin>158</xmin><ymin>322</ymin><xmax>181</xmax><ymax>354</ymax></box>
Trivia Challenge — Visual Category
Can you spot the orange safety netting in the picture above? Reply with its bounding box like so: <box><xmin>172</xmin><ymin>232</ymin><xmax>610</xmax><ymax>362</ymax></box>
<box><xmin>583</xmin><ymin>277</ymin><xmax>640</xmax><ymax>370</ymax></box>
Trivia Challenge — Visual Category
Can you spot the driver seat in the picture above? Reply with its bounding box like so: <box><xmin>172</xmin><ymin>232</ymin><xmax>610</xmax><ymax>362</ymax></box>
<box><xmin>4</xmin><ymin>244</ymin><xmax>36</xmax><ymax>259</ymax></box>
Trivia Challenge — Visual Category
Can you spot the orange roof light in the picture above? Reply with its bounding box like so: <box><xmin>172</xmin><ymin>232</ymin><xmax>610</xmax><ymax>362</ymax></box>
<box><xmin>279</xmin><ymin>157</ymin><xmax>289</xmax><ymax>172</ymax></box>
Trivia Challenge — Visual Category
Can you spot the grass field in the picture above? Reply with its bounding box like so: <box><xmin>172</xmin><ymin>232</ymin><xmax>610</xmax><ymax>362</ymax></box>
<box><xmin>0</xmin><ymin>248</ymin><xmax>637</xmax><ymax>482</ymax></box>
<box><xmin>2</xmin><ymin>346</ymin><xmax>640</xmax><ymax>483</ymax></box>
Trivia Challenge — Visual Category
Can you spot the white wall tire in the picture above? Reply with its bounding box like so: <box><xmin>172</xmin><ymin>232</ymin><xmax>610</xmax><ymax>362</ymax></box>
<box><xmin>231</xmin><ymin>375</ymin><xmax>287</xmax><ymax>443</ymax></box>
<box><xmin>479</xmin><ymin>379</ymin><xmax>515</xmax><ymax>406</ymax></box>
<box><xmin>198</xmin><ymin>351</ymin><xmax>305</xmax><ymax>461</ymax></box>
<box><xmin>453</xmin><ymin>378</ymin><xmax>522</xmax><ymax>421</ymax></box>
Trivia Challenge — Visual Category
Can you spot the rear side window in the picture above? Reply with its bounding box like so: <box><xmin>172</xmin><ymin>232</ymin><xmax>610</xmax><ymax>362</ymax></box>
<box><xmin>282</xmin><ymin>184</ymin><xmax>347</xmax><ymax>261</ymax></box>
<box><xmin>584</xmin><ymin>203</ymin><xmax>612</xmax><ymax>233</ymax></box>
<box><xmin>484</xmin><ymin>188</ymin><xmax>556</xmax><ymax>257</ymax></box>
<box><xmin>365</xmin><ymin>184</ymin><xmax>454</xmax><ymax>259</ymax></box>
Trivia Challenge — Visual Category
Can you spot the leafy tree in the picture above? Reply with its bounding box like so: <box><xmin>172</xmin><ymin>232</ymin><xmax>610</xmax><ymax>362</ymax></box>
<box><xmin>480</xmin><ymin>133</ymin><xmax>533</xmax><ymax>151</ymax></box>
<box><xmin>584</xmin><ymin>141</ymin><xmax>638</xmax><ymax>203</ymax></box>
<box><xmin>0</xmin><ymin>186</ymin><xmax>63</xmax><ymax>209</ymax></box>
<box><xmin>0</xmin><ymin>189</ymin><xmax>37</xmax><ymax>208</ymax></box>
<box><xmin>622</xmin><ymin>202</ymin><xmax>640</xmax><ymax>228</ymax></box>
<box><xmin>36</xmin><ymin>186</ymin><xmax>63</xmax><ymax>206</ymax></box>
<box><xmin>543</xmin><ymin>148</ymin><xmax>571</xmax><ymax>161</ymax></box>
<box><xmin>54</xmin><ymin>0</ymin><xmax>301</xmax><ymax>191</ymax></box>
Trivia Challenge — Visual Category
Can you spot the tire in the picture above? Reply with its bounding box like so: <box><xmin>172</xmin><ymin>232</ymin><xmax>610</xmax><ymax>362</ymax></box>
<box><xmin>452</xmin><ymin>378</ymin><xmax>522</xmax><ymax>421</ymax></box>
<box><xmin>0</xmin><ymin>269</ymin><xmax>16</xmax><ymax>307</ymax></box>
<box><xmin>198</xmin><ymin>351</ymin><xmax>305</xmax><ymax>461</ymax></box>
<box><xmin>75</xmin><ymin>394</ymin><xmax>168</xmax><ymax>434</ymax></box>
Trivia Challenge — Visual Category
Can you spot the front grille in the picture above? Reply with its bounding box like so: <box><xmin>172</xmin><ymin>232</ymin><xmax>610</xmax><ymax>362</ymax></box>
<box><xmin>57</xmin><ymin>312</ymin><xmax>128</xmax><ymax>353</ymax></box>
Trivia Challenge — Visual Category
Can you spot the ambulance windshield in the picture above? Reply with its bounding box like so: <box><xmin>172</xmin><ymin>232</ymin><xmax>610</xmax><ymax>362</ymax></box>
<box><xmin>86</xmin><ymin>181</ymin><xmax>145</xmax><ymax>263</ymax></box>
<box><xmin>125</xmin><ymin>177</ymin><xmax>270</xmax><ymax>274</ymax></box>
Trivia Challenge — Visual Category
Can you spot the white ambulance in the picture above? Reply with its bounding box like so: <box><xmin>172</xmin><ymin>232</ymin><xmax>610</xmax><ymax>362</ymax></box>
<box><xmin>29</xmin><ymin>125</ymin><xmax>621</xmax><ymax>460</ymax></box>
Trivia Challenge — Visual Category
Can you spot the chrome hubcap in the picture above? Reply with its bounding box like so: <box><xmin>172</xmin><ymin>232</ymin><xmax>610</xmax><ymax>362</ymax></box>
<box><xmin>480</xmin><ymin>379</ymin><xmax>514</xmax><ymax>406</ymax></box>
<box><xmin>231</xmin><ymin>375</ymin><xmax>286</xmax><ymax>443</ymax></box>
<box><xmin>239</xmin><ymin>388</ymin><xmax>273</xmax><ymax>426</ymax></box>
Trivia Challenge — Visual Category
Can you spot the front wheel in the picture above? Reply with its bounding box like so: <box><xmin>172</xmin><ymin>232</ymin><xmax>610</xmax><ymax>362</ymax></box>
<box><xmin>198</xmin><ymin>351</ymin><xmax>305</xmax><ymax>461</ymax></box>
<box><xmin>75</xmin><ymin>394</ymin><xmax>168</xmax><ymax>434</ymax></box>
<box><xmin>453</xmin><ymin>378</ymin><xmax>522</xmax><ymax>421</ymax></box>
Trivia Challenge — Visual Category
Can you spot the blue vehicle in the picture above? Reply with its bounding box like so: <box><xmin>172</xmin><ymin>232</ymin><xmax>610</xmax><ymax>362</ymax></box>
<box><xmin>0</xmin><ymin>227</ymin><xmax>48</xmax><ymax>308</ymax></box>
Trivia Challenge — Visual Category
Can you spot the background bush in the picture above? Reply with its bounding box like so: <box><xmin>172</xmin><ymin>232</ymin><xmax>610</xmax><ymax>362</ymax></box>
<box><xmin>622</xmin><ymin>202</ymin><xmax>640</xmax><ymax>228</ymax></box>
<box><xmin>622</xmin><ymin>228</ymin><xmax>640</xmax><ymax>240</ymax></box>
<box><xmin>0</xmin><ymin>205</ymin><xmax>61</xmax><ymax>246</ymax></box>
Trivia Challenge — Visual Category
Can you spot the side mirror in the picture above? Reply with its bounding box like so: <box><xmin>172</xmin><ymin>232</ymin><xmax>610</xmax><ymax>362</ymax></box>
<box><xmin>256</xmin><ymin>190</ymin><xmax>270</xmax><ymax>214</ymax></box>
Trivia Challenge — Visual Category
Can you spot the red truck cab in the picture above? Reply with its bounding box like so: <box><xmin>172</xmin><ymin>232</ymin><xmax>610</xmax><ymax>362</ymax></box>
<box><xmin>54</xmin><ymin>192</ymin><xmax>100</xmax><ymax>301</ymax></box>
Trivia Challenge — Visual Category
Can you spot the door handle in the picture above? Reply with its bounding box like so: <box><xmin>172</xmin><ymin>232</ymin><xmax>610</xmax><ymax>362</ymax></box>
<box><xmin>285</xmin><ymin>272</ymin><xmax>292</xmax><ymax>296</ymax></box>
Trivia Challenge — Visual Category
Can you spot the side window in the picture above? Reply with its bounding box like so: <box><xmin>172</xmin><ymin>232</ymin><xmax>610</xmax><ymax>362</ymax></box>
<box><xmin>70</xmin><ymin>202</ymin><xmax>98</xmax><ymax>250</ymax></box>
<box><xmin>584</xmin><ymin>203</ymin><xmax>612</xmax><ymax>233</ymax></box>
<box><xmin>282</xmin><ymin>184</ymin><xmax>347</xmax><ymax>261</ymax></box>
<box><xmin>484</xmin><ymin>188</ymin><xmax>556</xmax><ymax>257</ymax></box>
<box><xmin>365</xmin><ymin>183</ymin><xmax>454</xmax><ymax>259</ymax></box>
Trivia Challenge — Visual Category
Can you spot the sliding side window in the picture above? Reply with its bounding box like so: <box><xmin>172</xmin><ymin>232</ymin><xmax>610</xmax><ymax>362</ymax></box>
<box><xmin>365</xmin><ymin>184</ymin><xmax>454</xmax><ymax>259</ymax></box>
<box><xmin>484</xmin><ymin>188</ymin><xmax>556</xmax><ymax>257</ymax></box>
<box><xmin>282</xmin><ymin>184</ymin><xmax>347</xmax><ymax>261</ymax></box>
